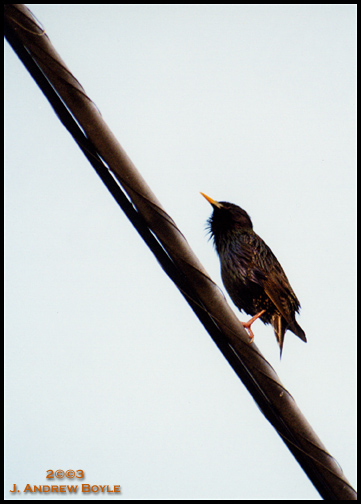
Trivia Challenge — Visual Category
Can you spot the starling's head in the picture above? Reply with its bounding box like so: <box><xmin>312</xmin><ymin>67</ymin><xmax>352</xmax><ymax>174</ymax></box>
<box><xmin>200</xmin><ymin>193</ymin><xmax>253</xmax><ymax>245</ymax></box>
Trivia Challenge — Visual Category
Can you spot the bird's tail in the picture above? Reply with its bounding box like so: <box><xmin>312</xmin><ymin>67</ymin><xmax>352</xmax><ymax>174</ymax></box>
<box><xmin>272</xmin><ymin>315</ymin><xmax>306</xmax><ymax>358</ymax></box>
<box><xmin>271</xmin><ymin>315</ymin><xmax>286</xmax><ymax>357</ymax></box>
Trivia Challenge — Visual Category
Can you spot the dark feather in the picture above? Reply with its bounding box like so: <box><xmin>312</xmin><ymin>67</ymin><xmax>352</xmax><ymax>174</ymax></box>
<box><xmin>203</xmin><ymin>197</ymin><xmax>306</xmax><ymax>356</ymax></box>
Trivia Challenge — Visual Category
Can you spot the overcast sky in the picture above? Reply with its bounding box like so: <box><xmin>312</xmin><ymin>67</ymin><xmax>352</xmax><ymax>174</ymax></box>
<box><xmin>5</xmin><ymin>4</ymin><xmax>356</xmax><ymax>500</ymax></box>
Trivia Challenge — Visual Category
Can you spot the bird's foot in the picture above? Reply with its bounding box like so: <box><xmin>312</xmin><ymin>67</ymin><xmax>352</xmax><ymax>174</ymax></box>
<box><xmin>242</xmin><ymin>310</ymin><xmax>266</xmax><ymax>343</ymax></box>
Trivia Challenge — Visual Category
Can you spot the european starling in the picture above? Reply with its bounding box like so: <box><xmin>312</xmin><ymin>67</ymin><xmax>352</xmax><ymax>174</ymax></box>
<box><xmin>201</xmin><ymin>193</ymin><xmax>306</xmax><ymax>356</ymax></box>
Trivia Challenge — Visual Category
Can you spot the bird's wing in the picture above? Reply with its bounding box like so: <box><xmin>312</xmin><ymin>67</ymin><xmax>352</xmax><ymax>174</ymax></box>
<box><xmin>243</xmin><ymin>232</ymin><xmax>301</xmax><ymax>323</ymax></box>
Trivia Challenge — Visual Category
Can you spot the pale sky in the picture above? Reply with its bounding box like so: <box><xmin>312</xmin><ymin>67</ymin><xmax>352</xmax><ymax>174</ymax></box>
<box><xmin>5</xmin><ymin>4</ymin><xmax>356</xmax><ymax>500</ymax></box>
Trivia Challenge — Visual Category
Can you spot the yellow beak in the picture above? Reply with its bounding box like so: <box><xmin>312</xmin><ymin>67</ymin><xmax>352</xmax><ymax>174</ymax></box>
<box><xmin>200</xmin><ymin>192</ymin><xmax>223</xmax><ymax>208</ymax></box>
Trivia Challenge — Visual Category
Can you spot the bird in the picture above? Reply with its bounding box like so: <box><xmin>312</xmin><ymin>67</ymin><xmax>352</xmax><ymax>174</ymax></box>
<box><xmin>201</xmin><ymin>193</ymin><xmax>306</xmax><ymax>356</ymax></box>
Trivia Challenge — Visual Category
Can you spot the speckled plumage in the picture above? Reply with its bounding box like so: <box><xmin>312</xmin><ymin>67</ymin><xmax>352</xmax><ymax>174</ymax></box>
<box><xmin>202</xmin><ymin>194</ymin><xmax>306</xmax><ymax>355</ymax></box>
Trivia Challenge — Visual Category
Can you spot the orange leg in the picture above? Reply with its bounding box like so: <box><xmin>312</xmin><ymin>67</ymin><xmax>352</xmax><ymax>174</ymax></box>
<box><xmin>242</xmin><ymin>310</ymin><xmax>266</xmax><ymax>343</ymax></box>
